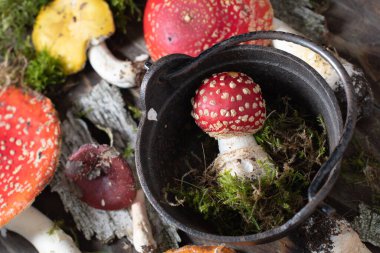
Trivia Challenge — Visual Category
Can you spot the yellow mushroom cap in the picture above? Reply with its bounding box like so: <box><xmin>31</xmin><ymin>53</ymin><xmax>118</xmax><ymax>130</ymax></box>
<box><xmin>32</xmin><ymin>0</ymin><xmax>115</xmax><ymax>74</ymax></box>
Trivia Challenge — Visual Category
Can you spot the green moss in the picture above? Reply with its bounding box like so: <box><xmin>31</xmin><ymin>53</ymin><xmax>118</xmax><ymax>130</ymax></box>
<box><xmin>127</xmin><ymin>105</ymin><xmax>142</xmax><ymax>120</ymax></box>
<box><xmin>0</xmin><ymin>1</ymin><xmax>68</xmax><ymax>91</ymax></box>
<box><xmin>123</xmin><ymin>144</ymin><xmax>135</xmax><ymax>159</ymax></box>
<box><xmin>166</xmin><ymin>97</ymin><xmax>328</xmax><ymax>235</ymax></box>
<box><xmin>0</xmin><ymin>0</ymin><xmax>50</xmax><ymax>57</ymax></box>
<box><xmin>25</xmin><ymin>50</ymin><xmax>66</xmax><ymax>91</ymax></box>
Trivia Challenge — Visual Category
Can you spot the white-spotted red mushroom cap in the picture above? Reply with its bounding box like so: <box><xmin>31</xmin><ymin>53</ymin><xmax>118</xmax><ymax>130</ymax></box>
<box><xmin>144</xmin><ymin>0</ymin><xmax>273</xmax><ymax>61</ymax></box>
<box><xmin>0</xmin><ymin>87</ymin><xmax>60</xmax><ymax>227</ymax></box>
<box><xmin>191</xmin><ymin>72</ymin><xmax>266</xmax><ymax>138</ymax></box>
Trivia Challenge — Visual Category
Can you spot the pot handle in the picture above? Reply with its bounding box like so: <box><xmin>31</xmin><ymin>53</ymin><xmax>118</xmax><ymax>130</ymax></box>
<box><xmin>167</xmin><ymin>31</ymin><xmax>357</xmax><ymax>202</ymax></box>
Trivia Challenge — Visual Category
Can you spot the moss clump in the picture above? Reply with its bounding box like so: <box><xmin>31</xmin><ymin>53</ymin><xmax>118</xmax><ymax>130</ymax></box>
<box><xmin>0</xmin><ymin>0</ymin><xmax>68</xmax><ymax>91</ymax></box>
<box><xmin>165</xmin><ymin>97</ymin><xmax>328</xmax><ymax>235</ymax></box>
<box><xmin>0</xmin><ymin>0</ymin><xmax>50</xmax><ymax>57</ymax></box>
<box><xmin>25</xmin><ymin>50</ymin><xmax>66</xmax><ymax>91</ymax></box>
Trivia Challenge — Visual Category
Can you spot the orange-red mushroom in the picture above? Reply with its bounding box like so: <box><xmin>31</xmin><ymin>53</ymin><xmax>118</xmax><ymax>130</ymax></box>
<box><xmin>0</xmin><ymin>86</ymin><xmax>80</xmax><ymax>252</ymax></box>
<box><xmin>165</xmin><ymin>245</ymin><xmax>236</xmax><ymax>253</ymax></box>
<box><xmin>0</xmin><ymin>86</ymin><xmax>60</xmax><ymax>226</ymax></box>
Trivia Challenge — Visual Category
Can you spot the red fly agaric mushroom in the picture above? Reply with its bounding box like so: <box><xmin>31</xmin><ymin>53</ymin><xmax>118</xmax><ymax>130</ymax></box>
<box><xmin>191</xmin><ymin>72</ymin><xmax>275</xmax><ymax>178</ymax></box>
<box><xmin>32</xmin><ymin>0</ymin><xmax>137</xmax><ymax>88</ymax></box>
<box><xmin>144</xmin><ymin>0</ymin><xmax>273</xmax><ymax>61</ymax></box>
<box><xmin>65</xmin><ymin>144</ymin><xmax>157</xmax><ymax>252</ymax></box>
<box><xmin>0</xmin><ymin>86</ymin><xmax>80</xmax><ymax>253</ymax></box>
<box><xmin>65</xmin><ymin>144</ymin><xmax>136</xmax><ymax>210</ymax></box>
<box><xmin>0</xmin><ymin>86</ymin><xmax>60</xmax><ymax>226</ymax></box>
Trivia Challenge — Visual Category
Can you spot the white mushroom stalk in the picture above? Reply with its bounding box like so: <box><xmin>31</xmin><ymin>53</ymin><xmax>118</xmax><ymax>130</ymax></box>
<box><xmin>130</xmin><ymin>190</ymin><xmax>157</xmax><ymax>253</ymax></box>
<box><xmin>88</xmin><ymin>41</ymin><xmax>136</xmax><ymax>88</ymax></box>
<box><xmin>4</xmin><ymin>206</ymin><xmax>81</xmax><ymax>253</ymax></box>
<box><xmin>191</xmin><ymin>72</ymin><xmax>276</xmax><ymax>179</ymax></box>
<box><xmin>272</xmin><ymin>18</ymin><xmax>355</xmax><ymax>91</ymax></box>
<box><xmin>216</xmin><ymin>135</ymin><xmax>275</xmax><ymax>178</ymax></box>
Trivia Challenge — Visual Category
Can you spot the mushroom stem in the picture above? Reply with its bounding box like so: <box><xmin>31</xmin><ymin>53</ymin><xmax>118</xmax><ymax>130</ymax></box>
<box><xmin>4</xmin><ymin>206</ymin><xmax>81</xmax><ymax>253</ymax></box>
<box><xmin>217</xmin><ymin>135</ymin><xmax>275</xmax><ymax>178</ymax></box>
<box><xmin>130</xmin><ymin>189</ymin><xmax>157</xmax><ymax>253</ymax></box>
<box><xmin>88</xmin><ymin>41</ymin><xmax>136</xmax><ymax>88</ymax></box>
<box><xmin>272</xmin><ymin>18</ymin><xmax>356</xmax><ymax>91</ymax></box>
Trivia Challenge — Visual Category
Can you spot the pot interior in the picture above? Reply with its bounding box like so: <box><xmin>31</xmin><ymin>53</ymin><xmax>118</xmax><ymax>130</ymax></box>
<box><xmin>137</xmin><ymin>45</ymin><xmax>343</xmax><ymax>241</ymax></box>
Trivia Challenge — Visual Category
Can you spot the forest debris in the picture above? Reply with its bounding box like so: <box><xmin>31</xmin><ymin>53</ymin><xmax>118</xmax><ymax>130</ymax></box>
<box><xmin>353</xmin><ymin>203</ymin><xmax>380</xmax><ymax>247</ymax></box>
<box><xmin>301</xmin><ymin>213</ymin><xmax>371</xmax><ymax>253</ymax></box>
<box><xmin>50</xmin><ymin>81</ymin><xmax>180</xmax><ymax>250</ymax></box>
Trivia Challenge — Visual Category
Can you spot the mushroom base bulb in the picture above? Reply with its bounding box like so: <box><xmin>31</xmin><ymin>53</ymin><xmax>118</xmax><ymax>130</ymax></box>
<box><xmin>216</xmin><ymin>135</ymin><xmax>275</xmax><ymax>179</ymax></box>
<box><xmin>65</xmin><ymin>144</ymin><xmax>136</xmax><ymax>210</ymax></box>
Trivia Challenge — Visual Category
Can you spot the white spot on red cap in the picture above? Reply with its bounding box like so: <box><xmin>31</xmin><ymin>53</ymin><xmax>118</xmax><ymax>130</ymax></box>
<box><xmin>221</xmin><ymin>93</ymin><xmax>229</xmax><ymax>100</ymax></box>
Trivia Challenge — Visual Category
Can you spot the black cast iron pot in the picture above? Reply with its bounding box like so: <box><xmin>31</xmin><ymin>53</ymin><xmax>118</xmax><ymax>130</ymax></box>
<box><xmin>136</xmin><ymin>32</ymin><xmax>357</xmax><ymax>251</ymax></box>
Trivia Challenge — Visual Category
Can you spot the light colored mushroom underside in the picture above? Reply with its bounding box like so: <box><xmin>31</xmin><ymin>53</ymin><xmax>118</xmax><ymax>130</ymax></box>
<box><xmin>50</xmin><ymin>81</ymin><xmax>180</xmax><ymax>251</ymax></box>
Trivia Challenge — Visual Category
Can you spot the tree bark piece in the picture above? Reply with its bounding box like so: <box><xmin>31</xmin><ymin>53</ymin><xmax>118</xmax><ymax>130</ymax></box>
<box><xmin>353</xmin><ymin>203</ymin><xmax>380</xmax><ymax>247</ymax></box>
<box><xmin>271</xmin><ymin>0</ymin><xmax>328</xmax><ymax>43</ymax></box>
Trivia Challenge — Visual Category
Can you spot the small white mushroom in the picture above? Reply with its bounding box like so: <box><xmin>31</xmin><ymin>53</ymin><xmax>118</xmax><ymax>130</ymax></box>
<box><xmin>272</xmin><ymin>18</ymin><xmax>356</xmax><ymax>91</ymax></box>
<box><xmin>4</xmin><ymin>206</ymin><xmax>80</xmax><ymax>253</ymax></box>
<box><xmin>88</xmin><ymin>41</ymin><xmax>136</xmax><ymax>88</ymax></box>
<box><xmin>130</xmin><ymin>190</ymin><xmax>157</xmax><ymax>253</ymax></box>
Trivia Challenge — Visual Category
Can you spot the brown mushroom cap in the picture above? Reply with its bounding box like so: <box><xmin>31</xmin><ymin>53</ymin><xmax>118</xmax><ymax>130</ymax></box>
<box><xmin>0</xmin><ymin>87</ymin><xmax>61</xmax><ymax>227</ymax></box>
<box><xmin>191</xmin><ymin>72</ymin><xmax>266</xmax><ymax>139</ymax></box>
<box><xmin>65</xmin><ymin>144</ymin><xmax>136</xmax><ymax>210</ymax></box>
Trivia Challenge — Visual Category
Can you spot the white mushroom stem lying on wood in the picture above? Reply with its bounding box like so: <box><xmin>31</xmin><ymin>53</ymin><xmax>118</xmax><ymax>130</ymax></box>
<box><xmin>88</xmin><ymin>41</ymin><xmax>136</xmax><ymax>88</ymax></box>
<box><xmin>131</xmin><ymin>190</ymin><xmax>157</xmax><ymax>253</ymax></box>
<box><xmin>272</xmin><ymin>18</ymin><xmax>373</xmax><ymax>119</ymax></box>
<box><xmin>272</xmin><ymin>18</ymin><xmax>353</xmax><ymax>90</ymax></box>
<box><xmin>4</xmin><ymin>206</ymin><xmax>80</xmax><ymax>253</ymax></box>
<box><xmin>329</xmin><ymin>220</ymin><xmax>371</xmax><ymax>253</ymax></box>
